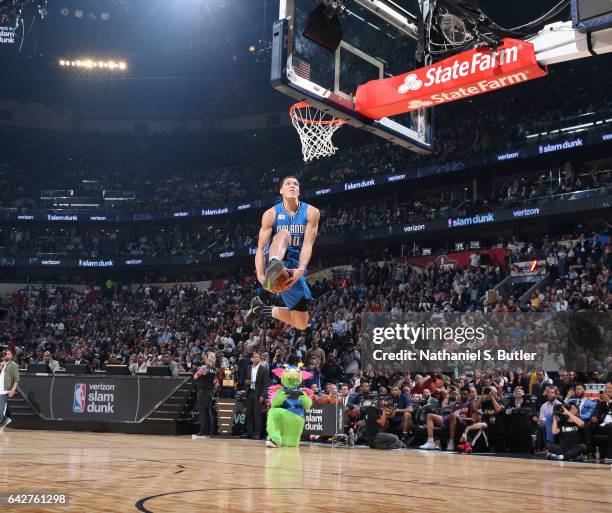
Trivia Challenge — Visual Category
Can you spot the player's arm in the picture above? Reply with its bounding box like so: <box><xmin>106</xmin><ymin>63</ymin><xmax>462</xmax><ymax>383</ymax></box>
<box><xmin>286</xmin><ymin>205</ymin><xmax>320</xmax><ymax>286</ymax></box>
<box><xmin>255</xmin><ymin>208</ymin><xmax>275</xmax><ymax>285</ymax></box>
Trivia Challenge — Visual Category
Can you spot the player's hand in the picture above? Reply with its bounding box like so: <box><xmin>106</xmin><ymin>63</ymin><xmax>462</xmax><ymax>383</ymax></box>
<box><xmin>284</xmin><ymin>267</ymin><xmax>305</xmax><ymax>289</ymax></box>
<box><xmin>8</xmin><ymin>389</ymin><xmax>16</xmax><ymax>398</ymax></box>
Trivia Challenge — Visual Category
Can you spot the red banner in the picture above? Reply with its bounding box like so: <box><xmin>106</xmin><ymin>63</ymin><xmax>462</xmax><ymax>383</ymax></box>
<box><xmin>404</xmin><ymin>248</ymin><xmax>508</xmax><ymax>270</ymax></box>
<box><xmin>355</xmin><ymin>38</ymin><xmax>547</xmax><ymax>119</ymax></box>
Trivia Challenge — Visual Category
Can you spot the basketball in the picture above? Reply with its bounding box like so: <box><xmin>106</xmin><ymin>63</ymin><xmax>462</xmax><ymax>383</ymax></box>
<box><xmin>272</xmin><ymin>269</ymin><xmax>291</xmax><ymax>293</ymax></box>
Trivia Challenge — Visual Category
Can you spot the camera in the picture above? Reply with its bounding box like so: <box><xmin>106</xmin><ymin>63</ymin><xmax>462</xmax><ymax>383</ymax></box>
<box><xmin>359</xmin><ymin>391</ymin><xmax>393</xmax><ymax>414</ymax></box>
<box><xmin>553</xmin><ymin>403</ymin><xmax>568</xmax><ymax>416</ymax></box>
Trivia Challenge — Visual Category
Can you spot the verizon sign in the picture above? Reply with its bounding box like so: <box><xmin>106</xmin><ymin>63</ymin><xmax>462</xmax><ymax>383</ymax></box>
<box><xmin>355</xmin><ymin>39</ymin><xmax>547</xmax><ymax>119</ymax></box>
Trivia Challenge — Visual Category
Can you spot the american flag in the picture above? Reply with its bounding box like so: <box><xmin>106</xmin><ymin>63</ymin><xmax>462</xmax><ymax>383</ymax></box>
<box><xmin>293</xmin><ymin>57</ymin><xmax>311</xmax><ymax>80</ymax></box>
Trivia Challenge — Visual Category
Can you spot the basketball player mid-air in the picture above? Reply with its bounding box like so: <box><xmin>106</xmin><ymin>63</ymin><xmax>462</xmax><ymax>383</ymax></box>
<box><xmin>245</xmin><ymin>176</ymin><xmax>319</xmax><ymax>330</ymax></box>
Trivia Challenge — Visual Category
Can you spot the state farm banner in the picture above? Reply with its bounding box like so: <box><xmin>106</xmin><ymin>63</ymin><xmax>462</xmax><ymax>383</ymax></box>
<box><xmin>18</xmin><ymin>374</ymin><xmax>188</xmax><ymax>422</ymax></box>
<box><xmin>404</xmin><ymin>248</ymin><xmax>508</xmax><ymax>270</ymax></box>
<box><xmin>356</xmin><ymin>38</ymin><xmax>547</xmax><ymax>119</ymax></box>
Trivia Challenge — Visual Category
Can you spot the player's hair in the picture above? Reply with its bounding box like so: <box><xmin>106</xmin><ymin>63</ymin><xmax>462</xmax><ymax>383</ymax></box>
<box><xmin>279</xmin><ymin>175</ymin><xmax>300</xmax><ymax>189</ymax></box>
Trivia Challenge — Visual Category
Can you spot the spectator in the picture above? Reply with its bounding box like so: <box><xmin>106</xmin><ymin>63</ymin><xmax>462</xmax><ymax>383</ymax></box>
<box><xmin>536</xmin><ymin>386</ymin><xmax>561</xmax><ymax>448</ymax></box>
<box><xmin>68</xmin><ymin>349</ymin><xmax>92</xmax><ymax>374</ymax></box>
<box><xmin>129</xmin><ymin>354</ymin><xmax>148</xmax><ymax>375</ymax></box>
<box><xmin>591</xmin><ymin>383</ymin><xmax>612</xmax><ymax>462</ymax></box>
<box><xmin>387</xmin><ymin>385</ymin><xmax>413</xmax><ymax>440</ymax></box>
<box><xmin>42</xmin><ymin>351</ymin><xmax>60</xmax><ymax>373</ymax></box>
<box><xmin>458</xmin><ymin>409</ymin><xmax>489</xmax><ymax>453</ymax></box>
<box><xmin>161</xmin><ymin>353</ymin><xmax>179</xmax><ymax>377</ymax></box>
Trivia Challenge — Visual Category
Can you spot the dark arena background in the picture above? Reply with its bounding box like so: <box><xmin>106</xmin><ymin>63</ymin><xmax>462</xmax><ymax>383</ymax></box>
<box><xmin>0</xmin><ymin>1</ymin><xmax>611</xmax><ymax>512</ymax></box>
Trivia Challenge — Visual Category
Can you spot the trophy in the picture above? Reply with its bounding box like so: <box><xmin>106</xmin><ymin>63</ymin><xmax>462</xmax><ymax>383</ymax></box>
<box><xmin>216</xmin><ymin>364</ymin><xmax>238</xmax><ymax>435</ymax></box>
<box><xmin>222</xmin><ymin>365</ymin><xmax>235</xmax><ymax>388</ymax></box>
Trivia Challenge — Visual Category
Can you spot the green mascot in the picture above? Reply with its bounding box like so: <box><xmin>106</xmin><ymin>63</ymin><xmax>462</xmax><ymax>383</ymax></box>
<box><xmin>265</xmin><ymin>365</ymin><xmax>314</xmax><ymax>448</ymax></box>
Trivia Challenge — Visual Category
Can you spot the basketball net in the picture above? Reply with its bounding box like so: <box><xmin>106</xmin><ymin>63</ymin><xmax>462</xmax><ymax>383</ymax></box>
<box><xmin>290</xmin><ymin>102</ymin><xmax>346</xmax><ymax>162</ymax></box>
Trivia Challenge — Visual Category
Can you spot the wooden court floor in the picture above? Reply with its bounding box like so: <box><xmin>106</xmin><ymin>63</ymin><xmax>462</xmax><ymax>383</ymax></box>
<box><xmin>0</xmin><ymin>430</ymin><xmax>610</xmax><ymax>513</ymax></box>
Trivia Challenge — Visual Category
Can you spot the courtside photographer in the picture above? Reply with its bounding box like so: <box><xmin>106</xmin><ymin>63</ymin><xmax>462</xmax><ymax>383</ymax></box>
<box><xmin>357</xmin><ymin>391</ymin><xmax>402</xmax><ymax>450</ymax></box>
<box><xmin>475</xmin><ymin>385</ymin><xmax>506</xmax><ymax>451</ymax></box>
<box><xmin>548</xmin><ymin>403</ymin><xmax>587</xmax><ymax>461</ymax></box>
<box><xmin>505</xmin><ymin>386</ymin><xmax>536</xmax><ymax>453</ymax></box>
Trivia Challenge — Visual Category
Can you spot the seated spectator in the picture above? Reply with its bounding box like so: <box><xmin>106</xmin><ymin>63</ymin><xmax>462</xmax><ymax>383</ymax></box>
<box><xmin>129</xmin><ymin>354</ymin><xmax>148</xmax><ymax>375</ymax></box>
<box><xmin>68</xmin><ymin>349</ymin><xmax>92</xmax><ymax>374</ymax></box>
<box><xmin>591</xmin><ymin>383</ymin><xmax>612</xmax><ymax>461</ymax></box>
<box><xmin>420</xmin><ymin>389</ymin><xmax>464</xmax><ymax>451</ymax></box>
<box><xmin>42</xmin><ymin>351</ymin><xmax>60</xmax><ymax>373</ymax></box>
<box><xmin>458</xmin><ymin>408</ymin><xmax>489</xmax><ymax>453</ymax></box>
<box><xmin>386</xmin><ymin>385</ymin><xmax>413</xmax><ymax>440</ymax></box>
<box><xmin>161</xmin><ymin>352</ymin><xmax>179</xmax><ymax>377</ymax></box>
<box><xmin>566</xmin><ymin>384</ymin><xmax>599</xmax><ymax>422</ymax></box>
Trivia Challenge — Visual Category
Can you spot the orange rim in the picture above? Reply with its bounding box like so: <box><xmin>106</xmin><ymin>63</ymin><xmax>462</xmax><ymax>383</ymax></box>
<box><xmin>290</xmin><ymin>101</ymin><xmax>346</xmax><ymax>126</ymax></box>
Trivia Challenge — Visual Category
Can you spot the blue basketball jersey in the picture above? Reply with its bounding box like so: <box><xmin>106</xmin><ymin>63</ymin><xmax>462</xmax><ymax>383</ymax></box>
<box><xmin>272</xmin><ymin>201</ymin><xmax>309</xmax><ymax>268</ymax></box>
<box><xmin>268</xmin><ymin>201</ymin><xmax>313</xmax><ymax>310</ymax></box>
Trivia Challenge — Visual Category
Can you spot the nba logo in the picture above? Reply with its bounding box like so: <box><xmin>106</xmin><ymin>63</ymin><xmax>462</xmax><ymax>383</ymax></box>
<box><xmin>73</xmin><ymin>384</ymin><xmax>86</xmax><ymax>413</ymax></box>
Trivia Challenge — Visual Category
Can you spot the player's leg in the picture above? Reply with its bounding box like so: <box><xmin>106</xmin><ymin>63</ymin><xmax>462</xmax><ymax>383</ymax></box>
<box><xmin>270</xmin><ymin>307</ymin><xmax>308</xmax><ymax>330</ymax></box>
<box><xmin>245</xmin><ymin>281</ymin><xmax>310</xmax><ymax>330</ymax></box>
<box><xmin>264</xmin><ymin>230</ymin><xmax>291</xmax><ymax>291</ymax></box>
<box><xmin>267</xmin><ymin>229</ymin><xmax>290</xmax><ymax>262</ymax></box>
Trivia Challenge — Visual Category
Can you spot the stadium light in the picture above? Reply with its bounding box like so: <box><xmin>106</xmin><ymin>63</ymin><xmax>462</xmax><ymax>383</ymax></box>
<box><xmin>58</xmin><ymin>58</ymin><xmax>128</xmax><ymax>71</ymax></box>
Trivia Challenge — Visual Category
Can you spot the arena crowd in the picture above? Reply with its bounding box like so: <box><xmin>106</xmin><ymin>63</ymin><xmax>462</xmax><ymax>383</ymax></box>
<box><xmin>2</xmin><ymin>232</ymin><xmax>610</xmax><ymax>458</ymax></box>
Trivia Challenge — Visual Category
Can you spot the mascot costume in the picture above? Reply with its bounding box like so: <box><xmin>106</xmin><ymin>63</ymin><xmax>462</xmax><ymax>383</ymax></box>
<box><xmin>265</xmin><ymin>365</ymin><xmax>314</xmax><ymax>448</ymax></box>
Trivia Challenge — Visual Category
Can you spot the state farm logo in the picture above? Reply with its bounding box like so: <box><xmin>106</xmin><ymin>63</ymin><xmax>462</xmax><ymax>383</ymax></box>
<box><xmin>398</xmin><ymin>45</ymin><xmax>522</xmax><ymax>95</ymax></box>
<box><xmin>398</xmin><ymin>74</ymin><xmax>422</xmax><ymax>93</ymax></box>
<box><xmin>407</xmin><ymin>99</ymin><xmax>433</xmax><ymax>109</ymax></box>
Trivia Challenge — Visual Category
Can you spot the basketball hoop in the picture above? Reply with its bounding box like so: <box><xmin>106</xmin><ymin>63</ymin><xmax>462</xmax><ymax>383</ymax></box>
<box><xmin>290</xmin><ymin>102</ymin><xmax>346</xmax><ymax>162</ymax></box>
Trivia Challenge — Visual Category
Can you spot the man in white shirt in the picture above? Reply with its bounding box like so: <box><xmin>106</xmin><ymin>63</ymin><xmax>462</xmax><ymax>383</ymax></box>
<box><xmin>469</xmin><ymin>252</ymin><xmax>480</xmax><ymax>270</ymax></box>
<box><xmin>129</xmin><ymin>354</ymin><xmax>148</xmax><ymax>375</ymax></box>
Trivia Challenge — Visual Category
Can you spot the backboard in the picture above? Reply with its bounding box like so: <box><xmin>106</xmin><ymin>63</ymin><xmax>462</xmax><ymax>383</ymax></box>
<box><xmin>271</xmin><ymin>0</ymin><xmax>434</xmax><ymax>153</ymax></box>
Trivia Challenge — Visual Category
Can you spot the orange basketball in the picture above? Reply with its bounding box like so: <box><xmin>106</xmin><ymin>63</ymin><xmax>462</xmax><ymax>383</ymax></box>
<box><xmin>272</xmin><ymin>269</ymin><xmax>291</xmax><ymax>293</ymax></box>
